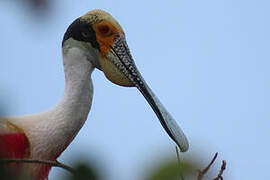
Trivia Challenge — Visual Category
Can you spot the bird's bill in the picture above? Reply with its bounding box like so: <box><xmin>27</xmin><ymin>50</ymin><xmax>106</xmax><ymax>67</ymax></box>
<box><xmin>100</xmin><ymin>33</ymin><xmax>189</xmax><ymax>152</ymax></box>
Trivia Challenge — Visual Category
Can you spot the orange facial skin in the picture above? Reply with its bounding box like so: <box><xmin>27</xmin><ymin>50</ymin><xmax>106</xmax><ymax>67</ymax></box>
<box><xmin>92</xmin><ymin>20</ymin><xmax>134</xmax><ymax>87</ymax></box>
<box><xmin>93</xmin><ymin>21</ymin><xmax>124</xmax><ymax>56</ymax></box>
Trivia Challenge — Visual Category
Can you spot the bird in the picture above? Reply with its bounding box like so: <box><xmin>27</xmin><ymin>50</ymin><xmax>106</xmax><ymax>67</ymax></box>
<box><xmin>0</xmin><ymin>9</ymin><xmax>189</xmax><ymax>179</ymax></box>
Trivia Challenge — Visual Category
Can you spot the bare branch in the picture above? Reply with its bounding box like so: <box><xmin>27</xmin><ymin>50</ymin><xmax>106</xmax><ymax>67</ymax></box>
<box><xmin>0</xmin><ymin>158</ymin><xmax>74</xmax><ymax>173</ymax></box>
<box><xmin>213</xmin><ymin>160</ymin><xmax>226</xmax><ymax>180</ymax></box>
<box><xmin>197</xmin><ymin>152</ymin><xmax>218</xmax><ymax>180</ymax></box>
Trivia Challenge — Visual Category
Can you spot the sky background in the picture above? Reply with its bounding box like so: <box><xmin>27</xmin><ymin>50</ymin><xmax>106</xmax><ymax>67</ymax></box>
<box><xmin>0</xmin><ymin>0</ymin><xmax>269</xmax><ymax>179</ymax></box>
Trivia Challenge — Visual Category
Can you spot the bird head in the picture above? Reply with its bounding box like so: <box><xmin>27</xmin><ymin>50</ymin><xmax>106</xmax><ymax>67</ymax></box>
<box><xmin>61</xmin><ymin>9</ymin><xmax>189</xmax><ymax>152</ymax></box>
<box><xmin>62</xmin><ymin>9</ymin><xmax>135</xmax><ymax>87</ymax></box>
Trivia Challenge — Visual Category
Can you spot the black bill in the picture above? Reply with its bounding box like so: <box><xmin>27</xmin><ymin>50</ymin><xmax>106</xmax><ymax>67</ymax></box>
<box><xmin>108</xmin><ymin>33</ymin><xmax>189</xmax><ymax>152</ymax></box>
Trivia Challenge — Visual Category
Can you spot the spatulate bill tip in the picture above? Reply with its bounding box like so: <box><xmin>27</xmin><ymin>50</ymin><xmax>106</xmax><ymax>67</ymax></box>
<box><xmin>177</xmin><ymin>139</ymin><xmax>189</xmax><ymax>152</ymax></box>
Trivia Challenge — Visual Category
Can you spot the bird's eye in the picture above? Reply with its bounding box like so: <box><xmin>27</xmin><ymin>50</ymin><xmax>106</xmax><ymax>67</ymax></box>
<box><xmin>81</xmin><ymin>30</ymin><xmax>90</xmax><ymax>38</ymax></box>
<box><xmin>97</xmin><ymin>25</ymin><xmax>111</xmax><ymax>36</ymax></box>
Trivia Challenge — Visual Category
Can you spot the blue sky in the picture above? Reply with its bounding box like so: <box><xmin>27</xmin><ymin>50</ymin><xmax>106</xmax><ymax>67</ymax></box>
<box><xmin>0</xmin><ymin>0</ymin><xmax>269</xmax><ymax>179</ymax></box>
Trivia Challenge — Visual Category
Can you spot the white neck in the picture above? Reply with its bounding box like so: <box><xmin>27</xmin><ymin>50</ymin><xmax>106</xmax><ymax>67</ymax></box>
<box><xmin>15</xmin><ymin>47</ymin><xmax>95</xmax><ymax>159</ymax></box>
<box><xmin>48</xmin><ymin>47</ymin><xmax>95</xmax><ymax>157</ymax></box>
<box><xmin>57</xmin><ymin>47</ymin><xmax>94</xmax><ymax>137</ymax></box>
<box><xmin>59</xmin><ymin>47</ymin><xmax>94</xmax><ymax>119</ymax></box>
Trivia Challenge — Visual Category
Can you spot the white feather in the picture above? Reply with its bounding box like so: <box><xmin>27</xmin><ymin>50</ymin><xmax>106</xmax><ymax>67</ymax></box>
<box><xmin>4</xmin><ymin>47</ymin><xmax>95</xmax><ymax>161</ymax></box>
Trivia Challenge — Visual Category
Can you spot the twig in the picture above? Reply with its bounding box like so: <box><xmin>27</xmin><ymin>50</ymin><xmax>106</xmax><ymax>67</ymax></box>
<box><xmin>213</xmin><ymin>160</ymin><xmax>226</xmax><ymax>180</ymax></box>
<box><xmin>175</xmin><ymin>146</ymin><xmax>185</xmax><ymax>180</ymax></box>
<box><xmin>0</xmin><ymin>158</ymin><xmax>75</xmax><ymax>173</ymax></box>
<box><xmin>197</xmin><ymin>152</ymin><xmax>218</xmax><ymax>180</ymax></box>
